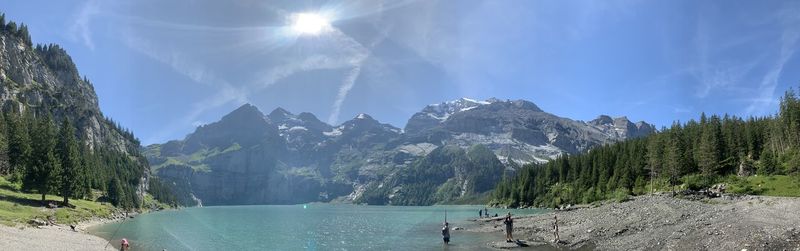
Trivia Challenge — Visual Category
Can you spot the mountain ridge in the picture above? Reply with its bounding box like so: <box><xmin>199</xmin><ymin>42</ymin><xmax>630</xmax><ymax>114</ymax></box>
<box><xmin>146</xmin><ymin>98</ymin><xmax>654</xmax><ymax>206</ymax></box>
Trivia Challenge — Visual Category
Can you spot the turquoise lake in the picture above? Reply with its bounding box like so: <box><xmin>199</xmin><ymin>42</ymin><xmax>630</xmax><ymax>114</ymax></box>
<box><xmin>89</xmin><ymin>204</ymin><xmax>547</xmax><ymax>251</ymax></box>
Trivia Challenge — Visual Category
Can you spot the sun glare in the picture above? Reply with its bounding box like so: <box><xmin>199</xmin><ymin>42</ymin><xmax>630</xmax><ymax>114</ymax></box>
<box><xmin>291</xmin><ymin>12</ymin><xmax>331</xmax><ymax>35</ymax></box>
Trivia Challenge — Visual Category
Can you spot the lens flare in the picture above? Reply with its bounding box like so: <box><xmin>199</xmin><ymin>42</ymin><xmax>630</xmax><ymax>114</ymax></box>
<box><xmin>291</xmin><ymin>13</ymin><xmax>331</xmax><ymax>35</ymax></box>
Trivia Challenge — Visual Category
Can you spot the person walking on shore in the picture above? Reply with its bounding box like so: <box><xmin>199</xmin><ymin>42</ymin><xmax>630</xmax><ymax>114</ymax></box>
<box><xmin>503</xmin><ymin>213</ymin><xmax>514</xmax><ymax>242</ymax></box>
<box><xmin>442</xmin><ymin>222</ymin><xmax>451</xmax><ymax>244</ymax></box>
<box><xmin>552</xmin><ymin>215</ymin><xmax>560</xmax><ymax>243</ymax></box>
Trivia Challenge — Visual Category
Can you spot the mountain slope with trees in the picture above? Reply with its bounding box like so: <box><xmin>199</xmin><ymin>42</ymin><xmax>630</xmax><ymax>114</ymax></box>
<box><xmin>146</xmin><ymin>98</ymin><xmax>654</xmax><ymax>206</ymax></box>
<box><xmin>491</xmin><ymin>87</ymin><xmax>800</xmax><ymax>208</ymax></box>
<box><xmin>0</xmin><ymin>13</ymin><xmax>175</xmax><ymax>211</ymax></box>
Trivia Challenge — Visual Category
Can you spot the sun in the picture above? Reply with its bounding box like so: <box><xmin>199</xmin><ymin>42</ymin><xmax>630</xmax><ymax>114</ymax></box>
<box><xmin>291</xmin><ymin>12</ymin><xmax>331</xmax><ymax>35</ymax></box>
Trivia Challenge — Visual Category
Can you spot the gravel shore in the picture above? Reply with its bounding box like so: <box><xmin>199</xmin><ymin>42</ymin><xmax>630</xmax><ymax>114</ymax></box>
<box><xmin>0</xmin><ymin>214</ymin><xmax>131</xmax><ymax>251</ymax></box>
<box><xmin>0</xmin><ymin>223</ymin><xmax>115</xmax><ymax>251</ymax></box>
<box><xmin>470</xmin><ymin>195</ymin><xmax>800</xmax><ymax>250</ymax></box>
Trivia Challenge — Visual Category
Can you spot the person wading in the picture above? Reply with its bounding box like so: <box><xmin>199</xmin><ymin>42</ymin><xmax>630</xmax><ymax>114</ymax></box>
<box><xmin>442</xmin><ymin>222</ymin><xmax>451</xmax><ymax>244</ymax></box>
<box><xmin>503</xmin><ymin>213</ymin><xmax>514</xmax><ymax>242</ymax></box>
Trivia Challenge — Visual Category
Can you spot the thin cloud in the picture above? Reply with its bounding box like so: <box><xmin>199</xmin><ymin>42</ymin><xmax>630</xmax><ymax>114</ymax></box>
<box><xmin>744</xmin><ymin>29</ymin><xmax>799</xmax><ymax>115</ymax></box>
<box><xmin>69</xmin><ymin>0</ymin><xmax>100</xmax><ymax>50</ymax></box>
<box><xmin>252</xmin><ymin>55</ymin><xmax>352</xmax><ymax>89</ymax></box>
<box><xmin>691</xmin><ymin>20</ymin><xmax>761</xmax><ymax>99</ymax></box>
<box><xmin>123</xmin><ymin>35</ymin><xmax>249</xmax><ymax>143</ymax></box>
<box><xmin>328</xmin><ymin>62</ymin><xmax>364</xmax><ymax>124</ymax></box>
<box><xmin>326</xmin><ymin>24</ymin><xmax>391</xmax><ymax>125</ymax></box>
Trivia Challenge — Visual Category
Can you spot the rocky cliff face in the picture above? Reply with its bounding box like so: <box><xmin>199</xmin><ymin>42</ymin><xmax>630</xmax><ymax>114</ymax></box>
<box><xmin>0</xmin><ymin>21</ymin><xmax>149</xmax><ymax>200</ymax></box>
<box><xmin>404</xmin><ymin>98</ymin><xmax>655</xmax><ymax>165</ymax></box>
<box><xmin>147</xmin><ymin>98</ymin><xmax>654</xmax><ymax>206</ymax></box>
<box><xmin>0</xmin><ymin>31</ymin><xmax>139</xmax><ymax>156</ymax></box>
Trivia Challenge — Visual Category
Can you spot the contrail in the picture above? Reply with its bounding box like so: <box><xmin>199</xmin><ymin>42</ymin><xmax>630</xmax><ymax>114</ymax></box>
<box><xmin>326</xmin><ymin>21</ymin><xmax>393</xmax><ymax>125</ymax></box>
<box><xmin>328</xmin><ymin>62</ymin><xmax>365</xmax><ymax>124</ymax></box>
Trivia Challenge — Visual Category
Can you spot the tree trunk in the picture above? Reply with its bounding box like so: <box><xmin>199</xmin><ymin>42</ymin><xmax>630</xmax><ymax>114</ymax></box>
<box><xmin>62</xmin><ymin>189</ymin><xmax>69</xmax><ymax>207</ymax></box>
<box><xmin>41</xmin><ymin>193</ymin><xmax>45</xmax><ymax>206</ymax></box>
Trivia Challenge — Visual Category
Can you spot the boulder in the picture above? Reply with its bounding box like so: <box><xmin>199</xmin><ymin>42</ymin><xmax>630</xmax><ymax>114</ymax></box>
<box><xmin>28</xmin><ymin>219</ymin><xmax>46</xmax><ymax>226</ymax></box>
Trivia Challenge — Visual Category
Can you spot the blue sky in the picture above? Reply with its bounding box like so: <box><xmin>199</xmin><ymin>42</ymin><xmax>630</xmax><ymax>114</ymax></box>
<box><xmin>1</xmin><ymin>0</ymin><xmax>799</xmax><ymax>145</ymax></box>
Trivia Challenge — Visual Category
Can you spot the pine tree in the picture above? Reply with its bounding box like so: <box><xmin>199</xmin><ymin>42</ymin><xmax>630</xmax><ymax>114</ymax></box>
<box><xmin>663</xmin><ymin>123</ymin><xmax>686</xmax><ymax>195</ymax></box>
<box><xmin>697</xmin><ymin>116</ymin><xmax>722</xmax><ymax>182</ymax></box>
<box><xmin>107</xmin><ymin>177</ymin><xmax>124</xmax><ymax>207</ymax></box>
<box><xmin>7</xmin><ymin>111</ymin><xmax>32</xmax><ymax>181</ymax></box>
<box><xmin>17</xmin><ymin>24</ymin><xmax>31</xmax><ymax>46</ymax></box>
<box><xmin>646</xmin><ymin>134</ymin><xmax>663</xmax><ymax>193</ymax></box>
<box><xmin>57</xmin><ymin>119</ymin><xmax>82</xmax><ymax>206</ymax></box>
<box><xmin>24</xmin><ymin>114</ymin><xmax>60</xmax><ymax>204</ymax></box>
<box><xmin>0</xmin><ymin>112</ymin><xmax>9</xmax><ymax>174</ymax></box>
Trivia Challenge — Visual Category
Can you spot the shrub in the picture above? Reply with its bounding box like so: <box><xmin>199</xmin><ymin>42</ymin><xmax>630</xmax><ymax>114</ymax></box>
<box><xmin>613</xmin><ymin>187</ymin><xmax>630</xmax><ymax>202</ymax></box>
<box><xmin>682</xmin><ymin>174</ymin><xmax>712</xmax><ymax>191</ymax></box>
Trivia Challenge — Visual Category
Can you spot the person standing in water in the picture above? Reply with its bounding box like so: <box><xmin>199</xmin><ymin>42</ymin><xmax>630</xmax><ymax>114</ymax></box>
<box><xmin>442</xmin><ymin>222</ymin><xmax>451</xmax><ymax>244</ymax></box>
<box><xmin>503</xmin><ymin>213</ymin><xmax>514</xmax><ymax>242</ymax></box>
<box><xmin>479</xmin><ymin>209</ymin><xmax>483</xmax><ymax>218</ymax></box>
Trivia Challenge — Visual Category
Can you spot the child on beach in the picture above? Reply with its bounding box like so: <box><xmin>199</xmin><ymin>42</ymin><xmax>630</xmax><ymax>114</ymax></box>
<box><xmin>120</xmin><ymin>238</ymin><xmax>130</xmax><ymax>251</ymax></box>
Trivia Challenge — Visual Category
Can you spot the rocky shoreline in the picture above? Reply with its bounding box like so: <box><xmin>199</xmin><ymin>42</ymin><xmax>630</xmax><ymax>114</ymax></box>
<box><xmin>0</xmin><ymin>209</ymin><xmax>153</xmax><ymax>251</ymax></box>
<box><xmin>469</xmin><ymin>195</ymin><xmax>800</xmax><ymax>250</ymax></box>
<box><xmin>0</xmin><ymin>219</ymin><xmax>117</xmax><ymax>251</ymax></box>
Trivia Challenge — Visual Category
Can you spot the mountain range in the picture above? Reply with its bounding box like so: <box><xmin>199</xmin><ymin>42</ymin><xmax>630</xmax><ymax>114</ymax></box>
<box><xmin>145</xmin><ymin>98</ymin><xmax>654</xmax><ymax>206</ymax></box>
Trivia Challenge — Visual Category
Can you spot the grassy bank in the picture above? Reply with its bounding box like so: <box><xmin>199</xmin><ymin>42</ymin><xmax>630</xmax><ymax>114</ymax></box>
<box><xmin>0</xmin><ymin>177</ymin><xmax>116</xmax><ymax>226</ymax></box>
<box><xmin>726</xmin><ymin>175</ymin><xmax>800</xmax><ymax>197</ymax></box>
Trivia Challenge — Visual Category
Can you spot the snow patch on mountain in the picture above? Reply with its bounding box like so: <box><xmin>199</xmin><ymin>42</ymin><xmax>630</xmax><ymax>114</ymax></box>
<box><xmin>448</xmin><ymin>132</ymin><xmax>562</xmax><ymax>164</ymax></box>
<box><xmin>323</xmin><ymin>127</ymin><xmax>343</xmax><ymax>137</ymax></box>
<box><xmin>423</xmin><ymin>98</ymin><xmax>496</xmax><ymax>122</ymax></box>
<box><xmin>397</xmin><ymin>143</ymin><xmax>439</xmax><ymax>156</ymax></box>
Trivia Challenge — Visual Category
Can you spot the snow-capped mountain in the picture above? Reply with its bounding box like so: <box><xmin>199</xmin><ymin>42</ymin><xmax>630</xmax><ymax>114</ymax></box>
<box><xmin>146</xmin><ymin>98</ymin><xmax>654</xmax><ymax>206</ymax></box>
<box><xmin>405</xmin><ymin>98</ymin><xmax>503</xmax><ymax>133</ymax></box>
<box><xmin>402</xmin><ymin>98</ymin><xmax>654</xmax><ymax>165</ymax></box>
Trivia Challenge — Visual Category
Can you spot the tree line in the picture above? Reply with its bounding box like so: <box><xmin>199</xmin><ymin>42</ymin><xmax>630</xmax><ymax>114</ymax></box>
<box><xmin>357</xmin><ymin>144</ymin><xmax>505</xmax><ymax>205</ymax></box>
<box><xmin>0</xmin><ymin>108</ymin><xmax>176</xmax><ymax>209</ymax></box>
<box><xmin>0</xmin><ymin>13</ymin><xmax>32</xmax><ymax>47</ymax></box>
<box><xmin>0</xmin><ymin>12</ymin><xmax>178</xmax><ymax>208</ymax></box>
<box><xmin>492</xmin><ymin>87</ymin><xmax>800</xmax><ymax>208</ymax></box>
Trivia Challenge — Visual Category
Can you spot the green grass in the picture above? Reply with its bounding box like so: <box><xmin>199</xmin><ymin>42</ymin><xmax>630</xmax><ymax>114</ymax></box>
<box><xmin>142</xmin><ymin>194</ymin><xmax>172</xmax><ymax>211</ymax></box>
<box><xmin>0</xmin><ymin>177</ymin><xmax>116</xmax><ymax>226</ymax></box>
<box><xmin>150</xmin><ymin>143</ymin><xmax>243</xmax><ymax>173</ymax></box>
<box><xmin>727</xmin><ymin>175</ymin><xmax>800</xmax><ymax>197</ymax></box>
<box><xmin>619</xmin><ymin>175</ymin><xmax>800</xmax><ymax>198</ymax></box>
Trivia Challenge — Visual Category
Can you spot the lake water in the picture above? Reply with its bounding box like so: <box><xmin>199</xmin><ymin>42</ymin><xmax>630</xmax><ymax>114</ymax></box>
<box><xmin>89</xmin><ymin>204</ymin><xmax>547</xmax><ymax>251</ymax></box>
